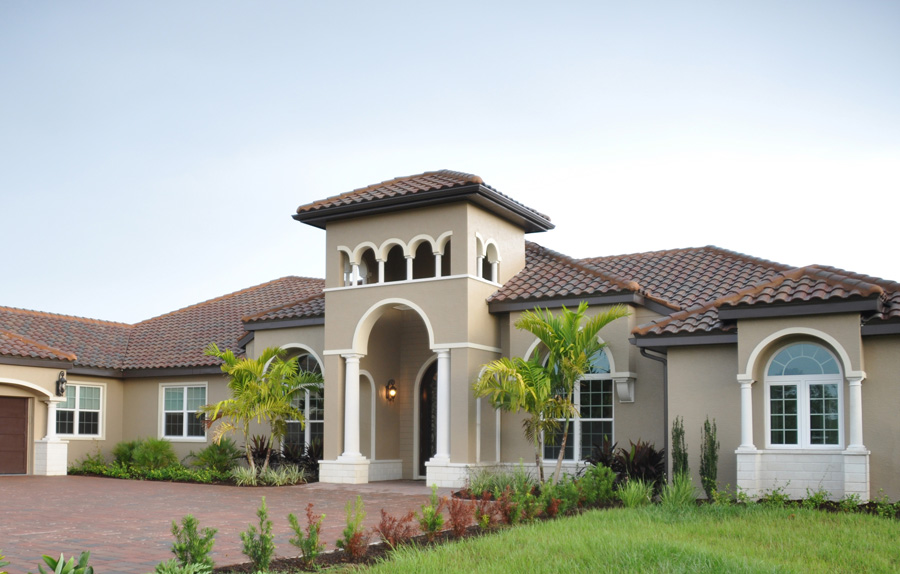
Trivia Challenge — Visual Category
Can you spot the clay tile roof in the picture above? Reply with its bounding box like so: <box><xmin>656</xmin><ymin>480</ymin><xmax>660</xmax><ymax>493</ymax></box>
<box><xmin>582</xmin><ymin>246</ymin><xmax>791</xmax><ymax>309</ymax></box>
<box><xmin>488</xmin><ymin>242</ymin><xmax>645</xmax><ymax>305</ymax></box>
<box><xmin>717</xmin><ymin>266</ymin><xmax>884</xmax><ymax>308</ymax></box>
<box><xmin>633</xmin><ymin>303</ymin><xmax>733</xmax><ymax>337</ymax></box>
<box><xmin>0</xmin><ymin>307</ymin><xmax>131</xmax><ymax>368</ymax></box>
<box><xmin>0</xmin><ymin>329</ymin><xmax>77</xmax><ymax>362</ymax></box>
<box><xmin>123</xmin><ymin>276</ymin><xmax>324</xmax><ymax>370</ymax></box>
<box><xmin>295</xmin><ymin>169</ymin><xmax>551</xmax><ymax>224</ymax></box>
<box><xmin>244</xmin><ymin>292</ymin><xmax>325</xmax><ymax>323</ymax></box>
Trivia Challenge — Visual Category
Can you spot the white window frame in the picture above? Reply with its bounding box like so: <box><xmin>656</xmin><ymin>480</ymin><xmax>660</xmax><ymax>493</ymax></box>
<box><xmin>542</xmin><ymin>349</ymin><xmax>614</xmax><ymax>462</ymax></box>
<box><xmin>57</xmin><ymin>382</ymin><xmax>105</xmax><ymax>440</ymax></box>
<box><xmin>764</xmin><ymin>345</ymin><xmax>844</xmax><ymax>450</ymax></box>
<box><xmin>159</xmin><ymin>382</ymin><xmax>207</xmax><ymax>442</ymax></box>
<box><xmin>283</xmin><ymin>349</ymin><xmax>324</xmax><ymax>449</ymax></box>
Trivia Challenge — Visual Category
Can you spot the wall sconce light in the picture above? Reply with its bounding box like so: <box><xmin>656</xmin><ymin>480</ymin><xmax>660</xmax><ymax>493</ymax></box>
<box><xmin>385</xmin><ymin>379</ymin><xmax>397</xmax><ymax>403</ymax></box>
<box><xmin>55</xmin><ymin>371</ymin><xmax>67</xmax><ymax>397</ymax></box>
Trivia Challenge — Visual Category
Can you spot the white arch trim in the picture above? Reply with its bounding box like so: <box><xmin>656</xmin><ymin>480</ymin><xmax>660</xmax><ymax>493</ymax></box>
<box><xmin>277</xmin><ymin>343</ymin><xmax>325</xmax><ymax>375</ymax></box>
<box><xmin>484</xmin><ymin>239</ymin><xmax>502</xmax><ymax>263</ymax></box>
<box><xmin>408</xmin><ymin>234</ymin><xmax>437</xmax><ymax>253</ymax></box>
<box><xmin>474</xmin><ymin>232</ymin><xmax>485</xmax><ymax>257</ymax></box>
<box><xmin>351</xmin><ymin>298</ymin><xmax>436</xmax><ymax>355</ymax></box>
<box><xmin>522</xmin><ymin>336</ymin><xmax>617</xmax><ymax>373</ymax></box>
<box><xmin>360</xmin><ymin>369</ymin><xmax>376</xmax><ymax>460</ymax></box>
<box><xmin>0</xmin><ymin>377</ymin><xmax>54</xmax><ymax>398</ymax></box>
<box><xmin>378</xmin><ymin>238</ymin><xmax>409</xmax><ymax>259</ymax></box>
<box><xmin>741</xmin><ymin>327</ymin><xmax>863</xmax><ymax>380</ymax></box>
<box><xmin>351</xmin><ymin>242</ymin><xmax>380</xmax><ymax>264</ymax></box>
<box><xmin>436</xmin><ymin>231</ymin><xmax>453</xmax><ymax>253</ymax></box>
<box><xmin>412</xmin><ymin>354</ymin><xmax>439</xmax><ymax>479</ymax></box>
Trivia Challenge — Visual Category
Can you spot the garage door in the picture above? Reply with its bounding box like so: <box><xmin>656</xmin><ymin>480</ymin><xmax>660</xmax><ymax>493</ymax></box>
<box><xmin>0</xmin><ymin>397</ymin><xmax>28</xmax><ymax>474</ymax></box>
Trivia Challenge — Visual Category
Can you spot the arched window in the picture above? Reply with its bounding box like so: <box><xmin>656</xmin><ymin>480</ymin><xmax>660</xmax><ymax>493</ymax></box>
<box><xmin>412</xmin><ymin>242</ymin><xmax>435</xmax><ymax>279</ymax></box>
<box><xmin>358</xmin><ymin>248</ymin><xmax>378</xmax><ymax>285</ymax></box>
<box><xmin>284</xmin><ymin>351</ymin><xmax>324</xmax><ymax>451</ymax></box>
<box><xmin>543</xmin><ymin>347</ymin><xmax>614</xmax><ymax>461</ymax></box>
<box><xmin>765</xmin><ymin>342</ymin><xmax>842</xmax><ymax>448</ymax></box>
<box><xmin>384</xmin><ymin>245</ymin><xmax>406</xmax><ymax>282</ymax></box>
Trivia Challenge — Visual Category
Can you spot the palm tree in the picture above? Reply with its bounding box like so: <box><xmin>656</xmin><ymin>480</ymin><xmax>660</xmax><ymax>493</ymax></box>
<box><xmin>473</xmin><ymin>353</ymin><xmax>576</xmax><ymax>483</ymax></box>
<box><xmin>199</xmin><ymin>344</ymin><xmax>324</xmax><ymax>473</ymax></box>
<box><xmin>516</xmin><ymin>301</ymin><xmax>630</xmax><ymax>483</ymax></box>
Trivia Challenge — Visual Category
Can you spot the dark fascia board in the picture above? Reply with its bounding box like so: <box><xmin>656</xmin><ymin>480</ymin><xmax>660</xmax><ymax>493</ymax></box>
<box><xmin>237</xmin><ymin>331</ymin><xmax>254</xmax><ymax>349</ymax></box>
<box><xmin>293</xmin><ymin>184</ymin><xmax>554</xmax><ymax>233</ymax></box>
<box><xmin>243</xmin><ymin>316</ymin><xmax>326</xmax><ymax>331</ymax></box>
<box><xmin>718</xmin><ymin>298</ymin><xmax>880</xmax><ymax>321</ymax></box>
<box><xmin>67</xmin><ymin>366</ymin><xmax>124</xmax><ymax>378</ymax></box>
<box><xmin>122</xmin><ymin>366</ymin><xmax>224</xmax><ymax>379</ymax></box>
<box><xmin>861</xmin><ymin>322</ymin><xmax>900</xmax><ymax>336</ymax></box>
<box><xmin>633</xmin><ymin>332</ymin><xmax>738</xmax><ymax>348</ymax></box>
<box><xmin>488</xmin><ymin>292</ymin><xmax>641</xmax><ymax>314</ymax></box>
<box><xmin>0</xmin><ymin>356</ymin><xmax>75</xmax><ymax>369</ymax></box>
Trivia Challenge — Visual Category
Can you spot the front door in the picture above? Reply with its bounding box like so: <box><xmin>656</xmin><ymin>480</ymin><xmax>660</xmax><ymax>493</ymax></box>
<box><xmin>418</xmin><ymin>362</ymin><xmax>437</xmax><ymax>477</ymax></box>
<box><xmin>0</xmin><ymin>397</ymin><xmax>28</xmax><ymax>474</ymax></box>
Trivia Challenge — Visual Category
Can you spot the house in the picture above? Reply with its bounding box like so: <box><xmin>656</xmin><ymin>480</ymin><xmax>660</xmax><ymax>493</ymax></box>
<box><xmin>2</xmin><ymin>170</ymin><xmax>898</xmax><ymax>501</ymax></box>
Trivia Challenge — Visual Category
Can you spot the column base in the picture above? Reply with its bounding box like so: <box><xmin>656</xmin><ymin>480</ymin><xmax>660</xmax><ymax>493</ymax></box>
<box><xmin>34</xmin><ymin>439</ymin><xmax>68</xmax><ymax>476</ymax></box>
<box><xmin>424</xmin><ymin>458</ymin><xmax>467</xmax><ymax>488</ymax></box>
<box><xmin>319</xmin><ymin>458</ymin><xmax>370</xmax><ymax>484</ymax></box>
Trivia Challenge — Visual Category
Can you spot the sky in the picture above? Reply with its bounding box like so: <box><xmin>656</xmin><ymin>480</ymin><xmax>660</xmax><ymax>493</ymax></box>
<box><xmin>1</xmin><ymin>1</ymin><xmax>898</xmax><ymax>324</ymax></box>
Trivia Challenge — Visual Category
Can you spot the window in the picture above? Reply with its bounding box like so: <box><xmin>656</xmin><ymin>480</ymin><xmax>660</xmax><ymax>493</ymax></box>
<box><xmin>163</xmin><ymin>385</ymin><xmax>206</xmax><ymax>439</ymax></box>
<box><xmin>544</xmin><ymin>348</ymin><xmax>613</xmax><ymax>460</ymax></box>
<box><xmin>285</xmin><ymin>352</ymin><xmax>324</xmax><ymax>450</ymax></box>
<box><xmin>57</xmin><ymin>384</ymin><xmax>101</xmax><ymax>436</ymax></box>
<box><xmin>765</xmin><ymin>343</ymin><xmax>842</xmax><ymax>448</ymax></box>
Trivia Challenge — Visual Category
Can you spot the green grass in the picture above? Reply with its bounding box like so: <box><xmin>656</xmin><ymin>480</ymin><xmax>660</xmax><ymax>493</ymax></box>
<box><xmin>364</xmin><ymin>505</ymin><xmax>900</xmax><ymax>573</ymax></box>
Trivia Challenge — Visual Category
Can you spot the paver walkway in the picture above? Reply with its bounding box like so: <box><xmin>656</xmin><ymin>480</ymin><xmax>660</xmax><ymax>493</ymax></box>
<box><xmin>0</xmin><ymin>476</ymin><xmax>449</xmax><ymax>574</ymax></box>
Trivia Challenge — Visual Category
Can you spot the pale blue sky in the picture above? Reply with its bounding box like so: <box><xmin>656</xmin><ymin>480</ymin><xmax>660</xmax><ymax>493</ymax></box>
<box><xmin>1</xmin><ymin>1</ymin><xmax>898</xmax><ymax>323</ymax></box>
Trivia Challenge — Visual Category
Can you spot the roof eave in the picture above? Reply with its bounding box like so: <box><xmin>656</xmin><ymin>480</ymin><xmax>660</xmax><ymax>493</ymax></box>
<box><xmin>294</xmin><ymin>184</ymin><xmax>554</xmax><ymax>233</ymax></box>
<box><xmin>488</xmin><ymin>292</ymin><xmax>642</xmax><ymax>314</ymax></box>
<box><xmin>717</xmin><ymin>297</ymin><xmax>882</xmax><ymax>321</ymax></box>
<box><xmin>632</xmin><ymin>332</ymin><xmax>738</xmax><ymax>348</ymax></box>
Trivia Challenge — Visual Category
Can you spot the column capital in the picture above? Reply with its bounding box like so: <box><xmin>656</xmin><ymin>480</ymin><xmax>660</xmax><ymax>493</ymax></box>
<box><xmin>434</xmin><ymin>348</ymin><xmax>451</xmax><ymax>358</ymax></box>
<box><xmin>846</xmin><ymin>371</ymin><xmax>866</xmax><ymax>385</ymax></box>
<box><xmin>737</xmin><ymin>375</ymin><xmax>755</xmax><ymax>386</ymax></box>
<box><xmin>341</xmin><ymin>353</ymin><xmax>365</xmax><ymax>362</ymax></box>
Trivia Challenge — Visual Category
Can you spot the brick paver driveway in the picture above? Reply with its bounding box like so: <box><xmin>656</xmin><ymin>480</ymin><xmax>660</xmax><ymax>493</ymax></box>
<box><xmin>0</xmin><ymin>476</ymin><xmax>448</xmax><ymax>574</ymax></box>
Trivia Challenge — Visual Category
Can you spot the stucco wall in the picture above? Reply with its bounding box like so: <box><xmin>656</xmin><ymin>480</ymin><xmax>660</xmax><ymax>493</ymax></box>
<box><xmin>668</xmin><ymin>344</ymin><xmax>741</xmax><ymax>493</ymax></box>
<box><xmin>861</xmin><ymin>334</ymin><xmax>900</xmax><ymax>500</ymax></box>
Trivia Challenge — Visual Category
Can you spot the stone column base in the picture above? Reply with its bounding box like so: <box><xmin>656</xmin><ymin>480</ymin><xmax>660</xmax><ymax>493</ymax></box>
<box><xmin>424</xmin><ymin>459</ymin><xmax>468</xmax><ymax>488</ymax></box>
<box><xmin>842</xmin><ymin>449</ymin><xmax>870</xmax><ymax>501</ymax></box>
<box><xmin>319</xmin><ymin>458</ymin><xmax>370</xmax><ymax>484</ymax></box>
<box><xmin>34</xmin><ymin>439</ymin><xmax>68</xmax><ymax>476</ymax></box>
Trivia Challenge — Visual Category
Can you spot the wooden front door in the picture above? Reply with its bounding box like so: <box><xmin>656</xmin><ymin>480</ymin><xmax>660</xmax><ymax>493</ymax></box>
<box><xmin>0</xmin><ymin>397</ymin><xmax>28</xmax><ymax>474</ymax></box>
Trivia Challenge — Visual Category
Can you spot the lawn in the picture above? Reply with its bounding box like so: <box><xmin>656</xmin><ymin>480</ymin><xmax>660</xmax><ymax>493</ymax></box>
<box><xmin>361</xmin><ymin>504</ymin><xmax>900</xmax><ymax>573</ymax></box>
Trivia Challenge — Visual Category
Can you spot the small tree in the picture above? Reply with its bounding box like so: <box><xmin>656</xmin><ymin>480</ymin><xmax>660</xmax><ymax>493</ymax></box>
<box><xmin>170</xmin><ymin>515</ymin><xmax>217</xmax><ymax>569</ymax></box>
<box><xmin>699</xmin><ymin>416</ymin><xmax>719</xmax><ymax>499</ymax></box>
<box><xmin>199</xmin><ymin>344</ymin><xmax>323</xmax><ymax>473</ymax></box>
<box><xmin>671</xmin><ymin>415</ymin><xmax>689</xmax><ymax>479</ymax></box>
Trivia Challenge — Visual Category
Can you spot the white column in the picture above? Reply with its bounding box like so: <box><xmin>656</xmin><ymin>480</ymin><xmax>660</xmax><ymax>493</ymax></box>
<box><xmin>495</xmin><ymin>408</ymin><xmax>501</xmax><ymax>463</ymax></box>
<box><xmin>433</xmin><ymin>348</ymin><xmax>451</xmax><ymax>462</ymax></box>
<box><xmin>491</xmin><ymin>261</ymin><xmax>499</xmax><ymax>283</ymax></box>
<box><xmin>405</xmin><ymin>255</ymin><xmax>414</xmax><ymax>280</ymax></box>
<box><xmin>434</xmin><ymin>253</ymin><xmax>442</xmax><ymax>278</ymax></box>
<box><xmin>377</xmin><ymin>259</ymin><xmax>385</xmax><ymax>283</ymax></box>
<box><xmin>44</xmin><ymin>399</ymin><xmax>61</xmax><ymax>439</ymax></box>
<box><xmin>340</xmin><ymin>354</ymin><xmax>364</xmax><ymax>460</ymax></box>
<box><xmin>476</xmin><ymin>255</ymin><xmax>484</xmax><ymax>278</ymax></box>
<box><xmin>351</xmin><ymin>264</ymin><xmax>360</xmax><ymax>287</ymax></box>
<box><xmin>846</xmin><ymin>373</ymin><xmax>866</xmax><ymax>451</ymax></box>
<box><xmin>737</xmin><ymin>376</ymin><xmax>756</xmax><ymax>451</ymax></box>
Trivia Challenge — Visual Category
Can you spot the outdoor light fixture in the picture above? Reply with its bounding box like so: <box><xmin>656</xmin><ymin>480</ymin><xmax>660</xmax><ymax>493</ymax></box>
<box><xmin>55</xmin><ymin>371</ymin><xmax>67</xmax><ymax>397</ymax></box>
<box><xmin>385</xmin><ymin>379</ymin><xmax>397</xmax><ymax>403</ymax></box>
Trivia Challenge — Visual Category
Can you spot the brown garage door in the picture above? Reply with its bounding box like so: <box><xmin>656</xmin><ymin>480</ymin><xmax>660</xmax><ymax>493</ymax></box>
<box><xmin>0</xmin><ymin>397</ymin><xmax>28</xmax><ymax>474</ymax></box>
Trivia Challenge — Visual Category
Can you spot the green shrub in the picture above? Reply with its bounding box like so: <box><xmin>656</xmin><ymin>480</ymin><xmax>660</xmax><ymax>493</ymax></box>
<box><xmin>873</xmin><ymin>490</ymin><xmax>898</xmax><ymax>519</ymax></box>
<box><xmin>337</xmin><ymin>495</ymin><xmax>370</xmax><ymax>559</ymax></box>
<box><xmin>544</xmin><ymin>474</ymin><xmax>580</xmax><ymax>515</ymax></box>
<box><xmin>170</xmin><ymin>515</ymin><xmax>217</xmax><ymax>569</ymax></box>
<box><xmin>153</xmin><ymin>559</ymin><xmax>212</xmax><ymax>574</ymax></box>
<box><xmin>759</xmin><ymin>484</ymin><xmax>794</xmax><ymax>508</ymax></box>
<box><xmin>671</xmin><ymin>415</ymin><xmax>689</xmax><ymax>478</ymax></box>
<box><xmin>30</xmin><ymin>551</ymin><xmax>93</xmax><ymax>574</ymax></box>
<box><xmin>577</xmin><ymin>463</ymin><xmax>616</xmax><ymax>506</ymax></box>
<box><xmin>417</xmin><ymin>485</ymin><xmax>445</xmax><ymax>541</ymax></box>
<box><xmin>659</xmin><ymin>472</ymin><xmax>697</xmax><ymax>511</ymax></box>
<box><xmin>133</xmin><ymin>437</ymin><xmax>179</xmax><ymax>470</ymax></box>
<box><xmin>259</xmin><ymin>464</ymin><xmax>304</xmax><ymax>486</ymax></box>
<box><xmin>801</xmin><ymin>487</ymin><xmax>831</xmax><ymax>510</ymax></box>
<box><xmin>710</xmin><ymin>484</ymin><xmax>749</xmax><ymax>506</ymax></box>
<box><xmin>113</xmin><ymin>439</ymin><xmax>142</xmax><ymax>466</ymax></box>
<box><xmin>288</xmin><ymin>503</ymin><xmax>326</xmax><ymax>567</ymax></box>
<box><xmin>617</xmin><ymin>479</ymin><xmax>653</xmax><ymax>508</ymax></box>
<box><xmin>184</xmin><ymin>438</ymin><xmax>242</xmax><ymax>473</ymax></box>
<box><xmin>466</xmin><ymin>462</ymin><xmax>535</xmax><ymax>499</ymax></box>
<box><xmin>839</xmin><ymin>493</ymin><xmax>861</xmax><ymax>513</ymax></box>
<box><xmin>699</xmin><ymin>417</ymin><xmax>719</xmax><ymax>499</ymax></box>
<box><xmin>240</xmin><ymin>497</ymin><xmax>275</xmax><ymax>572</ymax></box>
<box><xmin>231</xmin><ymin>466</ymin><xmax>257</xmax><ymax>486</ymax></box>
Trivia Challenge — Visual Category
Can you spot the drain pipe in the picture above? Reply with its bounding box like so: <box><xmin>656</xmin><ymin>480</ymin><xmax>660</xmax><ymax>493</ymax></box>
<box><xmin>640</xmin><ymin>347</ymin><xmax>669</xmax><ymax>480</ymax></box>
